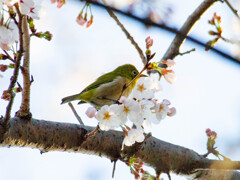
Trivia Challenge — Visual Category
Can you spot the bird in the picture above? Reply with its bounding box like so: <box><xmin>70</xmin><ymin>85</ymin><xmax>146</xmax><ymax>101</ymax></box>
<box><xmin>61</xmin><ymin>64</ymin><xmax>145</xmax><ymax>107</ymax></box>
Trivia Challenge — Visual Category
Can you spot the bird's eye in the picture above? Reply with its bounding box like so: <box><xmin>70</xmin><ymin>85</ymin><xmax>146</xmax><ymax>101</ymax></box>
<box><xmin>132</xmin><ymin>70</ymin><xmax>138</xmax><ymax>76</ymax></box>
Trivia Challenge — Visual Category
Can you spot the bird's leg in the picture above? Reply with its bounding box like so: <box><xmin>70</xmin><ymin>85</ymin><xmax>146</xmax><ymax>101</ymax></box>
<box><xmin>117</xmin><ymin>84</ymin><xmax>127</xmax><ymax>101</ymax></box>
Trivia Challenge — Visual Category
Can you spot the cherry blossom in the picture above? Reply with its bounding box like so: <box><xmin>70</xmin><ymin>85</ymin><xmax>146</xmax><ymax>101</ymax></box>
<box><xmin>96</xmin><ymin>104</ymin><xmax>126</xmax><ymax>131</ymax></box>
<box><xmin>130</xmin><ymin>77</ymin><xmax>154</xmax><ymax>100</ymax></box>
<box><xmin>20</xmin><ymin>0</ymin><xmax>42</xmax><ymax>20</ymax></box>
<box><xmin>155</xmin><ymin>99</ymin><xmax>176</xmax><ymax>122</ymax></box>
<box><xmin>162</xmin><ymin>69</ymin><xmax>176</xmax><ymax>84</ymax></box>
<box><xmin>161</xmin><ymin>59</ymin><xmax>176</xmax><ymax>68</ymax></box>
<box><xmin>122</xmin><ymin>126</ymin><xmax>145</xmax><ymax>149</ymax></box>
<box><xmin>121</xmin><ymin>98</ymin><xmax>142</xmax><ymax>127</ymax></box>
<box><xmin>0</xmin><ymin>22</ymin><xmax>19</xmax><ymax>50</ymax></box>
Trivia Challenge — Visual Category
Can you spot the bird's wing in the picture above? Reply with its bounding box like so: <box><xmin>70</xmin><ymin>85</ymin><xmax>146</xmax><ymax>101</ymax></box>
<box><xmin>80</xmin><ymin>72</ymin><xmax>117</xmax><ymax>94</ymax></box>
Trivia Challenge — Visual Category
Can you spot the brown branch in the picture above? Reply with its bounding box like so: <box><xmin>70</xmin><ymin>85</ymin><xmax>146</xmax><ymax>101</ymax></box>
<box><xmin>3</xmin><ymin>50</ymin><xmax>15</xmax><ymax>63</ymax></box>
<box><xmin>84</xmin><ymin>0</ymin><xmax>240</xmax><ymax>64</ymax></box>
<box><xmin>84</xmin><ymin>124</ymin><xmax>99</xmax><ymax>140</ymax></box>
<box><xmin>224</xmin><ymin>0</ymin><xmax>240</xmax><ymax>19</ymax></box>
<box><xmin>101</xmin><ymin>0</ymin><xmax>146</xmax><ymax>65</ymax></box>
<box><xmin>1</xmin><ymin>117</ymin><xmax>240</xmax><ymax>179</ymax></box>
<box><xmin>3</xmin><ymin>3</ymin><xmax>24</xmax><ymax>125</ymax></box>
<box><xmin>16</xmin><ymin>15</ymin><xmax>31</xmax><ymax>120</ymax></box>
<box><xmin>68</xmin><ymin>102</ymin><xmax>84</xmax><ymax>125</ymax></box>
<box><xmin>162</xmin><ymin>0</ymin><xmax>218</xmax><ymax>60</ymax></box>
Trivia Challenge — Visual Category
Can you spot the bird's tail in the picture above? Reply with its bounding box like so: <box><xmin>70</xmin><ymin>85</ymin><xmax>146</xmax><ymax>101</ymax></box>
<box><xmin>61</xmin><ymin>94</ymin><xmax>80</xmax><ymax>104</ymax></box>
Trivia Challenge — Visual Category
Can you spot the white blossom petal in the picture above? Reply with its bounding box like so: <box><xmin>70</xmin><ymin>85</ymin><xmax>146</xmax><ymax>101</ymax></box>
<box><xmin>122</xmin><ymin>98</ymin><xmax>142</xmax><ymax>127</ymax></box>
<box><xmin>96</xmin><ymin>104</ymin><xmax>126</xmax><ymax>131</ymax></box>
<box><xmin>20</xmin><ymin>0</ymin><xmax>42</xmax><ymax>20</ymax></box>
<box><xmin>149</xmin><ymin>73</ymin><xmax>162</xmax><ymax>92</ymax></box>
<box><xmin>0</xmin><ymin>22</ymin><xmax>19</xmax><ymax>50</ymax></box>
<box><xmin>122</xmin><ymin>127</ymin><xmax>145</xmax><ymax>149</ymax></box>
<box><xmin>164</xmin><ymin>71</ymin><xmax>176</xmax><ymax>84</ymax></box>
<box><xmin>130</xmin><ymin>77</ymin><xmax>154</xmax><ymax>100</ymax></box>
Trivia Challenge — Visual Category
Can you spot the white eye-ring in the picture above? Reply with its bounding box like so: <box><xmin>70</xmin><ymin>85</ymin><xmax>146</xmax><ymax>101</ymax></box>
<box><xmin>132</xmin><ymin>70</ymin><xmax>138</xmax><ymax>76</ymax></box>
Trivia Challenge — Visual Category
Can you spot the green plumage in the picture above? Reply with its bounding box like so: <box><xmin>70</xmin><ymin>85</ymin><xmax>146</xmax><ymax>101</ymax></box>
<box><xmin>61</xmin><ymin>64</ymin><xmax>140</xmax><ymax>107</ymax></box>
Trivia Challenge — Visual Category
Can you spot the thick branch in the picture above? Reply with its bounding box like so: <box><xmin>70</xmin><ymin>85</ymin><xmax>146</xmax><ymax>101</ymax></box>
<box><xmin>162</xmin><ymin>0</ymin><xmax>217</xmax><ymax>60</ymax></box>
<box><xmin>1</xmin><ymin>117</ymin><xmax>240</xmax><ymax>179</ymax></box>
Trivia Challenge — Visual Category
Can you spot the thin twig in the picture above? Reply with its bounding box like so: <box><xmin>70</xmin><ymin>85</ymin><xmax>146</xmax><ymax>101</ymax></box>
<box><xmin>112</xmin><ymin>160</ymin><xmax>117</xmax><ymax>178</ymax></box>
<box><xmin>3</xmin><ymin>50</ymin><xmax>15</xmax><ymax>63</ymax></box>
<box><xmin>3</xmin><ymin>3</ymin><xmax>24</xmax><ymax>124</ymax></box>
<box><xmin>221</xmin><ymin>36</ymin><xmax>240</xmax><ymax>44</ymax></box>
<box><xmin>84</xmin><ymin>125</ymin><xmax>99</xmax><ymax>140</ymax></box>
<box><xmin>30</xmin><ymin>75</ymin><xmax>34</xmax><ymax>84</ymax></box>
<box><xmin>224</xmin><ymin>0</ymin><xmax>240</xmax><ymax>19</ymax></box>
<box><xmin>68</xmin><ymin>102</ymin><xmax>84</xmax><ymax>125</ymax></box>
<box><xmin>84</xmin><ymin>0</ymin><xmax>240</xmax><ymax>64</ymax></box>
<box><xmin>101</xmin><ymin>0</ymin><xmax>146</xmax><ymax>65</ymax></box>
<box><xmin>3</xmin><ymin>46</ymin><xmax>25</xmax><ymax>72</ymax></box>
<box><xmin>178</xmin><ymin>48</ymin><xmax>196</xmax><ymax>56</ymax></box>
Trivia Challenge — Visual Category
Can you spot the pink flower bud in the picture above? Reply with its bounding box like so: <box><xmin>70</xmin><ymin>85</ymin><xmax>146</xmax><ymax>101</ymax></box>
<box><xmin>167</xmin><ymin>107</ymin><xmax>176</xmax><ymax>117</ymax></box>
<box><xmin>145</xmin><ymin>36</ymin><xmax>153</xmax><ymax>49</ymax></box>
<box><xmin>86</xmin><ymin>16</ymin><xmax>93</xmax><ymax>28</ymax></box>
<box><xmin>85</xmin><ymin>106</ymin><xmax>96</xmax><ymax>118</ymax></box>
<box><xmin>77</xmin><ymin>19</ymin><xmax>86</xmax><ymax>26</ymax></box>
<box><xmin>214</xmin><ymin>12</ymin><xmax>221</xmax><ymax>22</ymax></box>
<box><xmin>0</xmin><ymin>64</ymin><xmax>7</xmax><ymax>72</ymax></box>
<box><xmin>76</xmin><ymin>15</ymin><xmax>86</xmax><ymax>26</ymax></box>
<box><xmin>210</xmin><ymin>131</ymin><xmax>217</xmax><ymax>140</ymax></box>
<box><xmin>1</xmin><ymin>90</ymin><xmax>10</xmax><ymax>101</ymax></box>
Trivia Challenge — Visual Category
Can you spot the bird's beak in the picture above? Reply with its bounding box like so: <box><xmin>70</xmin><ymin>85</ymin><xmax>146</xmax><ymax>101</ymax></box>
<box><xmin>140</xmin><ymin>74</ymin><xmax>147</xmax><ymax>77</ymax></box>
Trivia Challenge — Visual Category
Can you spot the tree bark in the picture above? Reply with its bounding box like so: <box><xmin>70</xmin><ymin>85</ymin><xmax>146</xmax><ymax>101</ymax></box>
<box><xmin>0</xmin><ymin>117</ymin><xmax>240</xmax><ymax>179</ymax></box>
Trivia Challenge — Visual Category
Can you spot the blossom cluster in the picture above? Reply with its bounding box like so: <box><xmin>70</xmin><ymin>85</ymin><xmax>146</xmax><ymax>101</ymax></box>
<box><xmin>86</xmin><ymin>72</ymin><xmax>176</xmax><ymax>149</ymax></box>
<box><xmin>206</xmin><ymin>12</ymin><xmax>222</xmax><ymax>51</ymax></box>
<box><xmin>76</xmin><ymin>2</ymin><xmax>93</xmax><ymax>28</ymax></box>
<box><xmin>128</xmin><ymin>157</ymin><xmax>154</xmax><ymax>180</ymax></box>
<box><xmin>0</xmin><ymin>0</ymin><xmax>42</xmax><ymax>50</ymax></box>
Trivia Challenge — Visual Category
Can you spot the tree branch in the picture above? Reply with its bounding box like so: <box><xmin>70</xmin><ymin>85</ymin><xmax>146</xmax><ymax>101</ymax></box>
<box><xmin>3</xmin><ymin>4</ymin><xmax>24</xmax><ymax>124</ymax></box>
<box><xmin>1</xmin><ymin>117</ymin><xmax>240</xmax><ymax>179</ymax></box>
<box><xmin>101</xmin><ymin>0</ymin><xmax>146</xmax><ymax>65</ymax></box>
<box><xmin>83</xmin><ymin>0</ymin><xmax>240</xmax><ymax>64</ymax></box>
<box><xmin>224</xmin><ymin>0</ymin><xmax>240</xmax><ymax>19</ymax></box>
<box><xmin>162</xmin><ymin>0</ymin><xmax>217</xmax><ymax>60</ymax></box>
<box><xmin>16</xmin><ymin>15</ymin><xmax>31</xmax><ymax>120</ymax></box>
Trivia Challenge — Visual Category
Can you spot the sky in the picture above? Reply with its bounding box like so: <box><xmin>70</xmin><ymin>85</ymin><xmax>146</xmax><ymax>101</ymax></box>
<box><xmin>0</xmin><ymin>0</ymin><xmax>240</xmax><ymax>179</ymax></box>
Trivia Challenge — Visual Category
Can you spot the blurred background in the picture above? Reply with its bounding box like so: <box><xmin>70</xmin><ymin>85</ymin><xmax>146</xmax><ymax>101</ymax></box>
<box><xmin>0</xmin><ymin>0</ymin><xmax>240</xmax><ymax>179</ymax></box>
